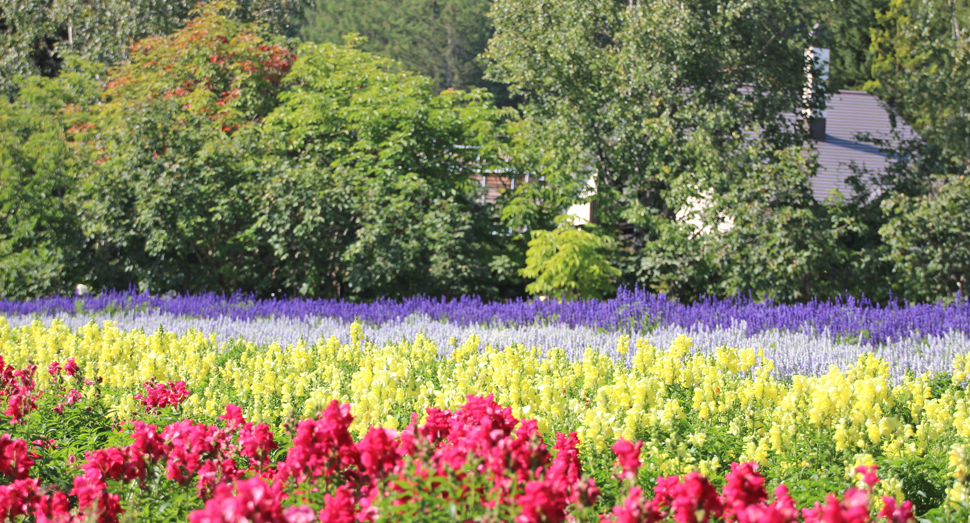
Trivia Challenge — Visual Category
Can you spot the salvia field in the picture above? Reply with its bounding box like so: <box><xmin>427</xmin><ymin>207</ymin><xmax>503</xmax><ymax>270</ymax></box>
<box><xmin>1</xmin><ymin>290</ymin><xmax>969</xmax><ymax>522</ymax></box>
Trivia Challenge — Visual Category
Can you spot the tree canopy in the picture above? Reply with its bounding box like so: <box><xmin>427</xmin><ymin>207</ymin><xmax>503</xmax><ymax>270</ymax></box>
<box><xmin>0</xmin><ymin>61</ymin><xmax>100</xmax><ymax>298</ymax></box>
<box><xmin>810</xmin><ymin>0</ymin><xmax>890</xmax><ymax>91</ymax></box>
<box><xmin>486</xmin><ymin>0</ymin><xmax>847</xmax><ymax>301</ymax></box>
<box><xmin>859</xmin><ymin>0</ymin><xmax>970</xmax><ymax>299</ymax></box>
<box><xmin>0</xmin><ymin>0</ymin><xmax>309</xmax><ymax>95</ymax></box>
<box><xmin>2</xmin><ymin>0</ymin><xmax>969</xmax><ymax>303</ymax></box>
<box><xmin>1</xmin><ymin>1</ymin><xmax>512</xmax><ymax>299</ymax></box>
<box><xmin>301</xmin><ymin>0</ymin><xmax>497</xmax><ymax>98</ymax></box>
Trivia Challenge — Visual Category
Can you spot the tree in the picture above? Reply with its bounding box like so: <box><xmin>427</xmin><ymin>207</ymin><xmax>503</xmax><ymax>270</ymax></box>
<box><xmin>77</xmin><ymin>1</ymin><xmax>298</xmax><ymax>293</ymax></box>
<box><xmin>0</xmin><ymin>59</ymin><xmax>101</xmax><ymax>297</ymax></box>
<box><xmin>487</xmin><ymin>0</ymin><xmax>845</xmax><ymax>302</ymax></box>
<box><xmin>880</xmin><ymin>176</ymin><xmax>970</xmax><ymax>299</ymax></box>
<box><xmin>67</xmin><ymin>1</ymin><xmax>512</xmax><ymax>299</ymax></box>
<box><xmin>810</xmin><ymin>0</ymin><xmax>890</xmax><ymax>91</ymax></box>
<box><xmin>863</xmin><ymin>0</ymin><xmax>970</xmax><ymax>301</ymax></box>
<box><xmin>301</xmin><ymin>0</ymin><xmax>496</xmax><ymax>96</ymax></box>
<box><xmin>262</xmin><ymin>36</ymin><xmax>512</xmax><ymax>299</ymax></box>
<box><xmin>867</xmin><ymin>0</ymin><xmax>970</xmax><ymax>176</ymax></box>
<box><xmin>0</xmin><ymin>0</ymin><xmax>308</xmax><ymax>95</ymax></box>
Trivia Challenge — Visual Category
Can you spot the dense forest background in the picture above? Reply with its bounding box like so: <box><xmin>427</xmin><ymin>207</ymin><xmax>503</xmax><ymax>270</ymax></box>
<box><xmin>0</xmin><ymin>0</ymin><xmax>968</xmax><ymax>303</ymax></box>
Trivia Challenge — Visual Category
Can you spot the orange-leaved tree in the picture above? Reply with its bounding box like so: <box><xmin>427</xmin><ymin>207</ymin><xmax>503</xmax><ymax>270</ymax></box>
<box><xmin>102</xmin><ymin>0</ymin><xmax>297</xmax><ymax>135</ymax></box>
<box><xmin>78</xmin><ymin>0</ymin><xmax>298</xmax><ymax>293</ymax></box>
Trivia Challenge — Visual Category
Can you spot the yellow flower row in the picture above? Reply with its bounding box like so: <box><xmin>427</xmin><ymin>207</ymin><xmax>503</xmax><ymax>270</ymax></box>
<box><xmin>2</xmin><ymin>317</ymin><xmax>968</xmax><ymax>503</ymax></box>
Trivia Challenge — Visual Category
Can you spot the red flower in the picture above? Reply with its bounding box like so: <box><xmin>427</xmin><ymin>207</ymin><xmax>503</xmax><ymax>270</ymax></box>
<box><xmin>189</xmin><ymin>477</ymin><xmax>284</xmax><ymax>523</ymax></box>
<box><xmin>33</xmin><ymin>491</ymin><xmax>72</xmax><ymax>523</ymax></box>
<box><xmin>134</xmin><ymin>381</ymin><xmax>190</xmax><ymax>412</ymax></box>
<box><xmin>356</xmin><ymin>427</ymin><xmax>401</xmax><ymax>478</ymax></box>
<box><xmin>0</xmin><ymin>434</ymin><xmax>34</xmax><ymax>480</ymax></box>
<box><xmin>668</xmin><ymin>472</ymin><xmax>724</xmax><ymax>523</ymax></box>
<box><xmin>878</xmin><ymin>496</ymin><xmax>915</xmax><ymax>523</ymax></box>
<box><xmin>238</xmin><ymin>422</ymin><xmax>278</xmax><ymax>470</ymax></box>
<box><xmin>219</xmin><ymin>404</ymin><xmax>247</xmax><ymax>429</ymax></box>
<box><xmin>552</xmin><ymin>432</ymin><xmax>581</xmax><ymax>484</ymax></box>
<box><xmin>802</xmin><ymin>488</ymin><xmax>870</xmax><ymax>523</ymax></box>
<box><xmin>607</xmin><ymin>487</ymin><xmax>665</xmax><ymax>523</ymax></box>
<box><xmin>856</xmin><ymin>465</ymin><xmax>880</xmax><ymax>490</ymax></box>
<box><xmin>612</xmin><ymin>439</ymin><xmax>643</xmax><ymax>480</ymax></box>
<box><xmin>65</xmin><ymin>389</ymin><xmax>83</xmax><ymax>406</ymax></box>
<box><xmin>516</xmin><ymin>478</ymin><xmax>569</xmax><ymax>523</ymax></box>
<box><xmin>278</xmin><ymin>400</ymin><xmax>359</xmax><ymax>483</ymax></box>
<box><xmin>0</xmin><ymin>478</ymin><xmax>40</xmax><ymax>520</ymax></box>
<box><xmin>70</xmin><ymin>468</ymin><xmax>123</xmax><ymax>523</ymax></box>
<box><xmin>318</xmin><ymin>485</ymin><xmax>356</xmax><ymax>523</ymax></box>
<box><xmin>721</xmin><ymin>462</ymin><xmax>767</xmax><ymax>518</ymax></box>
<box><xmin>652</xmin><ymin>475</ymin><xmax>681</xmax><ymax>509</ymax></box>
<box><xmin>285</xmin><ymin>504</ymin><xmax>318</xmax><ymax>523</ymax></box>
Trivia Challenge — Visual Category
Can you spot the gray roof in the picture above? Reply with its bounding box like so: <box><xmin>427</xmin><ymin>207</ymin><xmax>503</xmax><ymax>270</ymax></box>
<box><xmin>810</xmin><ymin>90</ymin><xmax>916</xmax><ymax>202</ymax></box>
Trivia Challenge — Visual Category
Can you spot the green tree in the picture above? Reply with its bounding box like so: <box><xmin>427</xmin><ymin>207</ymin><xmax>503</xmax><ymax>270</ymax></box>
<box><xmin>262</xmin><ymin>37</ymin><xmax>512</xmax><ymax>299</ymax></box>
<box><xmin>868</xmin><ymin>0</ymin><xmax>970</xmax><ymax>176</ymax></box>
<box><xmin>301</xmin><ymin>0</ymin><xmax>495</xmax><ymax>96</ymax></box>
<box><xmin>880</xmin><ymin>176</ymin><xmax>970</xmax><ymax>299</ymax></box>
<box><xmin>69</xmin><ymin>1</ymin><xmax>513</xmax><ymax>299</ymax></box>
<box><xmin>861</xmin><ymin>0</ymin><xmax>970</xmax><ymax>301</ymax></box>
<box><xmin>77</xmin><ymin>1</ymin><xmax>298</xmax><ymax>293</ymax></box>
<box><xmin>487</xmin><ymin>0</ymin><xmax>847</xmax><ymax>302</ymax></box>
<box><xmin>810</xmin><ymin>0</ymin><xmax>890</xmax><ymax>91</ymax></box>
<box><xmin>0</xmin><ymin>59</ymin><xmax>100</xmax><ymax>297</ymax></box>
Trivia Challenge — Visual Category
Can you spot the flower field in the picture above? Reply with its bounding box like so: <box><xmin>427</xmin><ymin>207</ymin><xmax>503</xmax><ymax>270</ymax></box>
<box><xmin>1</xmin><ymin>292</ymin><xmax>969</xmax><ymax>521</ymax></box>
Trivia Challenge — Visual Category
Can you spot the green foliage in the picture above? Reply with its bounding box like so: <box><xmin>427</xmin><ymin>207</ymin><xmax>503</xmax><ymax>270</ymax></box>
<box><xmin>3</xmin><ymin>0</ymin><xmax>969</xmax><ymax>303</ymax></box>
<box><xmin>263</xmin><ymin>37</ymin><xmax>513</xmax><ymax>299</ymax></box>
<box><xmin>10</xmin><ymin>365</ymin><xmax>213</xmax><ymax>520</ymax></box>
<box><xmin>10</xmin><ymin>366</ymin><xmax>128</xmax><ymax>495</ymax></box>
<box><xmin>854</xmin><ymin>0</ymin><xmax>970</xmax><ymax>302</ymax></box>
<box><xmin>867</xmin><ymin>0</ymin><xmax>970</xmax><ymax>175</ymax></box>
<box><xmin>520</xmin><ymin>216</ymin><xmax>620</xmax><ymax>300</ymax></box>
<box><xmin>880</xmin><ymin>176</ymin><xmax>970</xmax><ymax>300</ymax></box>
<box><xmin>77</xmin><ymin>1</ymin><xmax>296</xmax><ymax>293</ymax></box>
<box><xmin>0</xmin><ymin>1</ymin><xmax>516</xmax><ymax>300</ymax></box>
<box><xmin>0</xmin><ymin>0</ymin><xmax>190</xmax><ymax>93</ymax></box>
<box><xmin>704</xmin><ymin>148</ymin><xmax>848</xmax><ymax>301</ymax></box>
<box><xmin>488</xmin><ymin>0</ymin><xmax>850</xmax><ymax>302</ymax></box>
<box><xmin>301</xmin><ymin>0</ymin><xmax>495</xmax><ymax>97</ymax></box>
<box><xmin>0</xmin><ymin>58</ymin><xmax>100</xmax><ymax>298</ymax></box>
<box><xmin>367</xmin><ymin>455</ymin><xmax>522</xmax><ymax>522</ymax></box>
<box><xmin>0</xmin><ymin>0</ymin><xmax>308</xmax><ymax>96</ymax></box>
<box><xmin>811</xmin><ymin>0</ymin><xmax>890</xmax><ymax>90</ymax></box>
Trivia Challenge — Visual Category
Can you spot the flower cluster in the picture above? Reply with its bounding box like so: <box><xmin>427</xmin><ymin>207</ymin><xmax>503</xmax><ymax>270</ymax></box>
<box><xmin>0</xmin><ymin>356</ymin><xmax>934</xmax><ymax>523</ymax></box>
<box><xmin>604</xmin><ymin>447</ymin><xmax>913</xmax><ymax>523</ymax></box>
<box><xmin>5</xmin><ymin>288</ymin><xmax>968</xmax><ymax>347</ymax></box>
<box><xmin>78</xmin><ymin>405</ymin><xmax>279</xmax><ymax>513</ymax></box>
<box><xmin>0</xmin><ymin>355</ymin><xmax>38</xmax><ymax>423</ymax></box>
<box><xmin>191</xmin><ymin>395</ymin><xmax>598</xmax><ymax>523</ymax></box>
<box><xmin>2</xmin><ymin>319</ymin><xmax>968</xmax><ymax>511</ymax></box>
<box><xmin>133</xmin><ymin>380</ymin><xmax>191</xmax><ymax>412</ymax></box>
<box><xmin>0</xmin><ymin>432</ymin><xmax>70</xmax><ymax>521</ymax></box>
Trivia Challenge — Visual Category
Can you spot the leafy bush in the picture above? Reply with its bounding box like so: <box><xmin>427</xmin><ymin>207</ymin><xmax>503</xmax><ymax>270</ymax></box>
<box><xmin>520</xmin><ymin>216</ymin><xmax>621</xmax><ymax>300</ymax></box>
